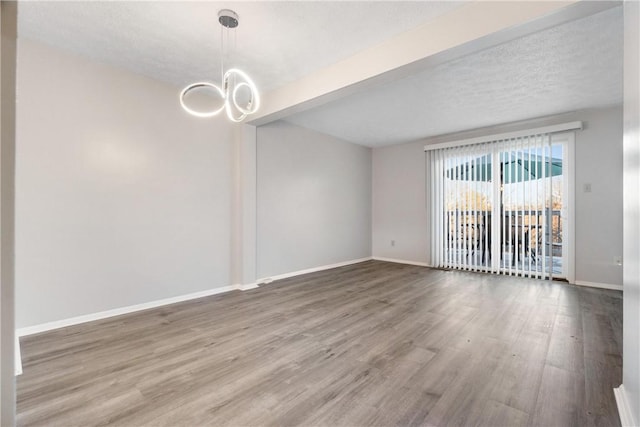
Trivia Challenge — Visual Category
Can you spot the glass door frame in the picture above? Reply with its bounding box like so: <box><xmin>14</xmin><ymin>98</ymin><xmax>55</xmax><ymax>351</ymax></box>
<box><xmin>426</xmin><ymin>122</ymin><xmax>579</xmax><ymax>283</ymax></box>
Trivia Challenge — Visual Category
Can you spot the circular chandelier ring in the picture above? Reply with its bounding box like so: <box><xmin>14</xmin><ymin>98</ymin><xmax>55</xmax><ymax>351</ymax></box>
<box><xmin>224</xmin><ymin>101</ymin><xmax>248</xmax><ymax>123</ymax></box>
<box><xmin>231</xmin><ymin>82</ymin><xmax>254</xmax><ymax>115</ymax></box>
<box><xmin>179</xmin><ymin>82</ymin><xmax>226</xmax><ymax>118</ymax></box>
<box><xmin>225</xmin><ymin>68</ymin><xmax>261</xmax><ymax>115</ymax></box>
<box><xmin>179</xmin><ymin>10</ymin><xmax>261</xmax><ymax>122</ymax></box>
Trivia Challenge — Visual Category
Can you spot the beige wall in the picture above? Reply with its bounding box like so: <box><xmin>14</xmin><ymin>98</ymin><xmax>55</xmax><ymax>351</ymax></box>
<box><xmin>15</xmin><ymin>40</ymin><xmax>234</xmax><ymax>328</ymax></box>
<box><xmin>0</xmin><ymin>2</ymin><xmax>17</xmax><ymax>424</ymax></box>
<box><xmin>14</xmin><ymin>40</ymin><xmax>376</xmax><ymax>329</ymax></box>
<box><xmin>372</xmin><ymin>106</ymin><xmax>623</xmax><ymax>287</ymax></box>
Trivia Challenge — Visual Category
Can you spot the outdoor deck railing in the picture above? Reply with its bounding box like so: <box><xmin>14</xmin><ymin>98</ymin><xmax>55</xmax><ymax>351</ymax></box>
<box><xmin>445</xmin><ymin>209</ymin><xmax>562</xmax><ymax>258</ymax></box>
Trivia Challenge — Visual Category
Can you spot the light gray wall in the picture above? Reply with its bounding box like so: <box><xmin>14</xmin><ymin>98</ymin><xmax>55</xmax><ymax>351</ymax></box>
<box><xmin>575</xmin><ymin>107</ymin><xmax>623</xmax><ymax>285</ymax></box>
<box><xmin>15</xmin><ymin>40</ymin><xmax>233</xmax><ymax>328</ymax></box>
<box><xmin>256</xmin><ymin>121</ymin><xmax>371</xmax><ymax>278</ymax></box>
<box><xmin>0</xmin><ymin>2</ymin><xmax>17</xmax><ymax>424</ymax></box>
<box><xmin>623</xmin><ymin>0</ymin><xmax>640</xmax><ymax>423</ymax></box>
<box><xmin>372</xmin><ymin>142</ymin><xmax>428</xmax><ymax>264</ymax></box>
<box><xmin>240</xmin><ymin>125</ymin><xmax>258</xmax><ymax>285</ymax></box>
<box><xmin>372</xmin><ymin>106</ymin><xmax>623</xmax><ymax>286</ymax></box>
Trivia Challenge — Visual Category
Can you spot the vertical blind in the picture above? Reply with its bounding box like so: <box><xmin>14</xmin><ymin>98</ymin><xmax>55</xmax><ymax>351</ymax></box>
<box><xmin>426</xmin><ymin>133</ymin><xmax>560</xmax><ymax>279</ymax></box>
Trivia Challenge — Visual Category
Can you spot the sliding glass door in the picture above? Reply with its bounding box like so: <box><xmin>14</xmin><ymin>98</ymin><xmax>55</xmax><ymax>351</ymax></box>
<box><xmin>428</xmin><ymin>131</ymin><xmax>574</xmax><ymax>281</ymax></box>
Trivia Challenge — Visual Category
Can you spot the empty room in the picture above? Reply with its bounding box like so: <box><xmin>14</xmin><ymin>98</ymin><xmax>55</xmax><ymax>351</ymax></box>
<box><xmin>1</xmin><ymin>1</ymin><xmax>639</xmax><ymax>426</ymax></box>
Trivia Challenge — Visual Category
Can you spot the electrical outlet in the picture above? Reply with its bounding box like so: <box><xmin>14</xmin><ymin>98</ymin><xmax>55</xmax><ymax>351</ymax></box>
<box><xmin>614</xmin><ymin>256</ymin><xmax>622</xmax><ymax>266</ymax></box>
<box><xmin>391</xmin><ymin>240</ymin><xmax>395</xmax><ymax>247</ymax></box>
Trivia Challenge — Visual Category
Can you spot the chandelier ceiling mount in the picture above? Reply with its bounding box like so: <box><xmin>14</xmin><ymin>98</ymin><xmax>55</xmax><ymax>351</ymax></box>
<box><xmin>218</xmin><ymin>9</ymin><xmax>238</xmax><ymax>29</ymax></box>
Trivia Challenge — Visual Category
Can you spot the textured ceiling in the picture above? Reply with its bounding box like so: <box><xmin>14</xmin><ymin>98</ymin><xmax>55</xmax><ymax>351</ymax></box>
<box><xmin>17</xmin><ymin>1</ymin><xmax>466</xmax><ymax>92</ymax></box>
<box><xmin>17</xmin><ymin>2</ymin><xmax>623</xmax><ymax>147</ymax></box>
<box><xmin>285</xmin><ymin>6</ymin><xmax>624</xmax><ymax>147</ymax></box>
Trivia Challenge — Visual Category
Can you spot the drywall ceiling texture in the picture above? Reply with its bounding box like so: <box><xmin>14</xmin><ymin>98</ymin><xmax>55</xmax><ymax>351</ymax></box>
<box><xmin>285</xmin><ymin>7</ymin><xmax>624</xmax><ymax>147</ymax></box>
<box><xmin>17</xmin><ymin>1</ymin><xmax>466</xmax><ymax>92</ymax></box>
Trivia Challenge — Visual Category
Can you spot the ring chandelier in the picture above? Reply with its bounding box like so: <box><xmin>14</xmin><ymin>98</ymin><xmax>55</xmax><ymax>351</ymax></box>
<box><xmin>180</xmin><ymin>9</ymin><xmax>260</xmax><ymax>123</ymax></box>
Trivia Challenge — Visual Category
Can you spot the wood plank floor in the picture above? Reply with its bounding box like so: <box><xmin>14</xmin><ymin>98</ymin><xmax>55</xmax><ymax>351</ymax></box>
<box><xmin>17</xmin><ymin>261</ymin><xmax>623</xmax><ymax>426</ymax></box>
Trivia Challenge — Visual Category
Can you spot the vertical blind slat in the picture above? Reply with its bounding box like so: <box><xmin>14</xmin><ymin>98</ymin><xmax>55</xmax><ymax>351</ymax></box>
<box><xmin>516</xmin><ymin>138</ymin><xmax>521</xmax><ymax>276</ymax></box>
<box><xmin>526</xmin><ymin>136</ymin><xmax>532</xmax><ymax>278</ymax></box>
<box><xmin>472</xmin><ymin>145</ymin><xmax>478</xmax><ymax>271</ymax></box>
<box><xmin>547</xmin><ymin>135</ymin><xmax>553</xmax><ymax>280</ymax></box>
<box><xmin>506</xmin><ymin>145</ymin><xmax>512</xmax><ymax>276</ymax></box>
<box><xmin>542</xmin><ymin>134</ymin><xmax>548</xmax><ymax>279</ymax></box>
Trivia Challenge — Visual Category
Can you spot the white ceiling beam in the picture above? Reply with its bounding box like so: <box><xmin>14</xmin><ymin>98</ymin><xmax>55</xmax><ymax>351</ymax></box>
<box><xmin>248</xmin><ymin>0</ymin><xmax>618</xmax><ymax>126</ymax></box>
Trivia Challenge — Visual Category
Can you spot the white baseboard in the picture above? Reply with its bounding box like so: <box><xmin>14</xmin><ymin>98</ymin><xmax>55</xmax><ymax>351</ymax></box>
<box><xmin>234</xmin><ymin>283</ymin><xmax>259</xmax><ymax>291</ymax></box>
<box><xmin>16</xmin><ymin>284</ymin><xmax>240</xmax><ymax>338</ymax></box>
<box><xmin>15</xmin><ymin>335</ymin><xmax>22</xmax><ymax>376</ymax></box>
<box><xmin>15</xmin><ymin>258</ymin><xmax>373</xmax><ymax>363</ymax></box>
<box><xmin>372</xmin><ymin>261</ymin><xmax>622</xmax><ymax>291</ymax></box>
<box><xmin>256</xmin><ymin>257</ymin><xmax>373</xmax><ymax>284</ymax></box>
<box><xmin>372</xmin><ymin>256</ymin><xmax>430</xmax><ymax>267</ymax></box>
<box><xmin>573</xmin><ymin>280</ymin><xmax>623</xmax><ymax>291</ymax></box>
<box><xmin>614</xmin><ymin>384</ymin><xmax>638</xmax><ymax>427</ymax></box>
